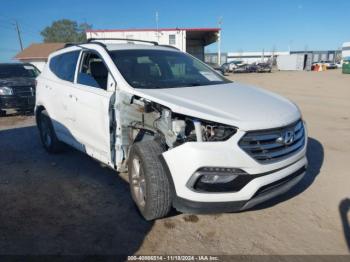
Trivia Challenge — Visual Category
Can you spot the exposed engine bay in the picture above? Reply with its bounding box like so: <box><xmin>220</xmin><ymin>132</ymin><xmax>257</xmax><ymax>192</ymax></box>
<box><xmin>119</xmin><ymin>93</ymin><xmax>237</xmax><ymax>168</ymax></box>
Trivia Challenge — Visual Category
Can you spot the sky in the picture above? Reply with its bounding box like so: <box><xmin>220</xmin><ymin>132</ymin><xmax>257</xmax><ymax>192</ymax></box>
<box><xmin>0</xmin><ymin>0</ymin><xmax>349</xmax><ymax>62</ymax></box>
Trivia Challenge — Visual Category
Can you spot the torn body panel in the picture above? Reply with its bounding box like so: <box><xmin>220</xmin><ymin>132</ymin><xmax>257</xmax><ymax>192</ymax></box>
<box><xmin>115</xmin><ymin>90</ymin><xmax>240</xmax><ymax>172</ymax></box>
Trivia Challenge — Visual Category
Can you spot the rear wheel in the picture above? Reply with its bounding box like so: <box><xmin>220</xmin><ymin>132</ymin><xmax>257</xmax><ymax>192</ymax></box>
<box><xmin>128</xmin><ymin>140</ymin><xmax>172</xmax><ymax>220</ymax></box>
<box><xmin>38</xmin><ymin>110</ymin><xmax>64</xmax><ymax>153</ymax></box>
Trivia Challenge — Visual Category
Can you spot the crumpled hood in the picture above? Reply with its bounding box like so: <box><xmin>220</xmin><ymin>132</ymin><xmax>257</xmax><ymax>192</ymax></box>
<box><xmin>133</xmin><ymin>82</ymin><xmax>301</xmax><ymax>131</ymax></box>
<box><xmin>0</xmin><ymin>77</ymin><xmax>36</xmax><ymax>87</ymax></box>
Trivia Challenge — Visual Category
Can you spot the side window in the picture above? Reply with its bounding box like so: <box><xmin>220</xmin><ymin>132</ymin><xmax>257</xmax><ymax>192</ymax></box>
<box><xmin>77</xmin><ymin>52</ymin><xmax>109</xmax><ymax>90</ymax></box>
<box><xmin>49</xmin><ymin>51</ymin><xmax>80</xmax><ymax>82</ymax></box>
<box><xmin>23</xmin><ymin>64</ymin><xmax>40</xmax><ymax>77</ymax></box>
<box><xmin>169</xmin><ymin>34</ymin><xmax>176</xmax><ymax>45</ymax></box>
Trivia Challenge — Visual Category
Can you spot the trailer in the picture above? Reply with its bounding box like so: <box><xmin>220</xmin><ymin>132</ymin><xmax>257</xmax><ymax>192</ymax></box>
<box><xmin>342</xmin><ymin>42</ymin><xmax>350</xmax><ymax>59</ymax></box>
<box><xmin>277</xmin><ymin>54</ymin><xmax>306</xmax><ymax>71</ymax></box>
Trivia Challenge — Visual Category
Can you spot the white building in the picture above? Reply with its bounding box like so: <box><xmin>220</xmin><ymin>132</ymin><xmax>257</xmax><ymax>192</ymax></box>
<box><xmin>86</xmin><ymin>27</ymin><xmax>220</xmax><ymax>61</ymax></box>
<box><xmin>342</xmin><ymin>42</ymin><xmax>350</xmax><ymax>59</ymax></box>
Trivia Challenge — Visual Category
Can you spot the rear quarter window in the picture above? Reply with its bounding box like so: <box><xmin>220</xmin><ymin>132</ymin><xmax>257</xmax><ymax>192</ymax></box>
<box><xmin>49</xmin><ymin>51</ymin><xmax>80</xmax><ymax>82</ymax></box>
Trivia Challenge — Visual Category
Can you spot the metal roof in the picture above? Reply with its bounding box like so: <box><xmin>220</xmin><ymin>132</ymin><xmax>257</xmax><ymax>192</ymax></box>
<box><xmin>15</xmin><ymin>43</ymin><xmax>65</xmax><ymax>60</ymax></box>
<box><xmin>86</xmin><ymin>27</ymin><xmax>221</xmax><ymax>33</ymax></box>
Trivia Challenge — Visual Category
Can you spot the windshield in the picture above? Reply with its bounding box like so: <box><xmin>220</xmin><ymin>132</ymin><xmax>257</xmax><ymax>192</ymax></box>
<box><xmin>110</xmin><ymin>49</ymin><xmax>230</xmax><ymax>89</ymax></box>
<box><xmin>0</xmin><ymin>64</ymin><xmax>39</xmax><ymax>79</ymax></box>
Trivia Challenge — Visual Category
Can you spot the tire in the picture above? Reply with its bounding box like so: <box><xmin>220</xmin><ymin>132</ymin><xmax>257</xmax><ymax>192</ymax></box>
<box><xmin>128</xmin><ymin>140</ymin><xmax>172</xmax><ymax>220</ymax></box>
<box><xmin>38</xmin><ymin>110</ymin><xmax>64</xmax><ymax>153</ymax></box>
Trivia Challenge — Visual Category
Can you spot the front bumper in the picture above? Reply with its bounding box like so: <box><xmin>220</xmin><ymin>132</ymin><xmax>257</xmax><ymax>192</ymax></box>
<box><xmin>0</xmin><ymin>95</ymin><xmax>35</xmax><ymax>111</ymax></box>
<box><xmin>173</xmin><ymin>165</ymin><xmax>306</xmax><ymax>213</ymax></box>
<box><xmin>162</xmin><ymin>126</ymin><xmax>308</xmax><ymax>212</ymax></box>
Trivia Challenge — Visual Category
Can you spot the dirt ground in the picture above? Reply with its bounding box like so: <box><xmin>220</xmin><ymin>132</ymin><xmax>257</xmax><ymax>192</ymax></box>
<box><xmin>0</xmin><ymin>69</ymin><xmax>349</xmax><ymax>255</ymax></box>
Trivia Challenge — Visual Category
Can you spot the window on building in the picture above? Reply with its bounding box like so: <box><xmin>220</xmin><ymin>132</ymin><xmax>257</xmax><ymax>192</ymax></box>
<box><xmin>169</xmin><ymin>34</ymin><xmax>176</xmax><ymax>45</ymax></box>
<box><xmin>125</xmin><ymin>35</ymin><xmax>135</xmax><ymax>44</ymax></box>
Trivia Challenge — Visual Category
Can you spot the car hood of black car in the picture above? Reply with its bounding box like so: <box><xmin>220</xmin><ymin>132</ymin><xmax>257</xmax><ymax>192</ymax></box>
<box><xmin>0</xmin><ymin>77</ymin><xmax>36</xmax><ymax>87</ymax></box>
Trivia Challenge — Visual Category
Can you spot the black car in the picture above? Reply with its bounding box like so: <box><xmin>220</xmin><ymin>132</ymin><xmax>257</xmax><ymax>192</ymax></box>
<box><xmin>0</xmin><ymin>63</ymin><xmax>40</xmax><ymax>116</ymax></box>
<box><xmin>220</xmin><ymin>63</ymin><xmax>230</xmax><ymax>75</ymax></box>
<box><xmin>205</xmin><ymin>62</ymin><xmax>228</xmax><ymax>75</ymax></box>
<box><xmin>256</xmin><ymin>63</ymin><xmax>272</xmax><ymax>73</ymax></box>
<box><xmin>233</xmin><ymin>63</ymin><xmax>258</xmax><ymax>73</ymax></box>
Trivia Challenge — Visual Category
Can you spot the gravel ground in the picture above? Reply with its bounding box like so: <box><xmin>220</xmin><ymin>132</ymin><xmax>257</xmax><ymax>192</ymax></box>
<box><xmin>0</xmin><ymin>69</ymin><xmax>349</xmax><ymax>255</ymax></box>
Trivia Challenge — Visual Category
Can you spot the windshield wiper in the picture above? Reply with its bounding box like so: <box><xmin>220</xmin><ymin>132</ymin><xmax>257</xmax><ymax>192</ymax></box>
<box><xmin>183</xmin><ymin>82</ymin><xmax>202</xmax><ymax>87</ymax></box>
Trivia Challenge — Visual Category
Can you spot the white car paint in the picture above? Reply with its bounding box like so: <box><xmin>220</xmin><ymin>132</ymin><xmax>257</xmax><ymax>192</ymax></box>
<box><xmin>133</xmin><ymin>83</ymin><xmax>301</xmax><ymax>131</ymax></box>
<box><xmin>36</xmin><ymin>41</ymin><xmax>308</xmax><ymax>212</ymax></box>
<box><xmin>163</xmin><ymin>128</ymin><xmax>307</xmax><ymax>202</ymax></box>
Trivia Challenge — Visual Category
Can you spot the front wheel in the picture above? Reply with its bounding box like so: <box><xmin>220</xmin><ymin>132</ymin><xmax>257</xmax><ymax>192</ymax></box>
<box><xmin>128</xmin><ymin>140</ymin><xmax>172</xmax><ymax>220</ymax></box>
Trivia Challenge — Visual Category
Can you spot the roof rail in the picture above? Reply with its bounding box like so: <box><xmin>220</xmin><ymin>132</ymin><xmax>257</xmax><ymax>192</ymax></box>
<box><xmin>63</xmin><ymin>42</ymin><xmax>84</xmax><ymax>48</ymax></box>
<box><xmin>158</xmin><ymin>45</ymin><xmax>180</xmax><ymax>50</ymax></box>
<box><xmin>87</xmin><ymin>38</ymin><xmax>158</xmax><ymax>46</ymax></box>
<box><xmin>84</xmin><ymin>41</ymin><xmax>107</xmax><ymax>49</ymax></box>
<box><xmin>61</xmin><ymin>41</ymin><xmax>107</xmax><ymax>50</ymax></box>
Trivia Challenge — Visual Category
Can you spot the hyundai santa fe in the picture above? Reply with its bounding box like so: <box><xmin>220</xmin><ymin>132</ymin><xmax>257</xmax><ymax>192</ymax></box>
<box><xmin>35</xmin><ymin>39</ymin><xmax>308</xmax><ymax>220</ymax></box>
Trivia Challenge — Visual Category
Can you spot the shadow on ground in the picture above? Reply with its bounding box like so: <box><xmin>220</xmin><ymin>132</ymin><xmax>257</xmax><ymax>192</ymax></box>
<box><xmin>339</xmin><ymin>199</ymin><xmax>350</xmax><ymax>252</ymax></box>
<box><xmin>251</xmin><ymin>137</ymin><xmax>324</xmax><ymax>210</ymax></box>
<box><xmin>0</xmin><ymin>125</ymin><xmax>153</xmax><ymax>255</ymax></box>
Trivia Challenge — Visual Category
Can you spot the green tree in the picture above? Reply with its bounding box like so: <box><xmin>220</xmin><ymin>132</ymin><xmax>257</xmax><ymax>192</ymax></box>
<box><xmin>41</xmin><ymin>19</ymin><xmax>92</xmax><ymax>43</ymax></box>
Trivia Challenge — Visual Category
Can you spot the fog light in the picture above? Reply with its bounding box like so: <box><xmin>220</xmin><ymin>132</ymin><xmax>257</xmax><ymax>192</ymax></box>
<box><xmin>199</xmin><ymin>173</ymin><xmax>237</xmax><ymax>184</ymax></box>
<box><xmin>189</xmin><ymin>167</ymin><xmax>249</xmax><ymax>193</ymax></box>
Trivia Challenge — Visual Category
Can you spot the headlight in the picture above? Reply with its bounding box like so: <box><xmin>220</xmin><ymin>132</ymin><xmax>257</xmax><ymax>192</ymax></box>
<box><xmin>172</xmin><ymin>117</ymin><xmax>237</xmax><ymax>143</ymax></box>
<box><xmin>187</xmin><ymin>119</ymin><xmax>237</xmax><ymax>142</ymax></box>
<box><xmin>0</xmin><ymin>86</ymin><xmax>14</xmax><ymax>96</ymax></box>
<box><xmin>201</xmin><ymin>122</ymin><xmax>237</xmax><ymax>141</ymax></box>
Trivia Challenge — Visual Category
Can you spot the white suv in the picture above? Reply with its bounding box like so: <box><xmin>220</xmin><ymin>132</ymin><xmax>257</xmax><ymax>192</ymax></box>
<box><xmin>35</xmin><ymin>39</ymin><xmax>308</xmax><ymax>220</ymax></box>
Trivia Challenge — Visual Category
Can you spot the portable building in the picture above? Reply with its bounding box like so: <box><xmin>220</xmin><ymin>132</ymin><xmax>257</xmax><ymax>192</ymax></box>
<box><xmin>342</xmin><ymin>42</ymin><xmax>350</xmax><ymax>59</ymax></box>
<box><xmin>277</xmin><ymin>54</ymin><xmax>306</xmax><ymax>71</ymax></box>
<box><xmin>86</xmin><ymin>28</ymin><xmax>220</xmax><ymax>62</ymax></box>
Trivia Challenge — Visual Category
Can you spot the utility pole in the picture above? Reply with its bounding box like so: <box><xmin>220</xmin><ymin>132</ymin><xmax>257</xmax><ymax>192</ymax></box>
<box><xmin>288</xmin><ymin>40</ymin><xmax>293</xmax><ymax>53</ymax></box>
<box><xmin>262</xmin><ymin>48</ymin><xmax>265</xmax><ymax>63</ymax></box>
<box><xmin>217</xmin><ymin>16</ymin><xmax>223</xmax><ymax>66</ymax></box>
<box><xmin>15</xmin><ymin>20</ymin><xmax>23</xmax><ymax>51</ymax></box>
<box><xmin>271</xmin><ymin>45</ymin><xmax>276</xmax><ymax>66</ymax></box>
<box><xmin>155</xmin><ymin>11</ymin><xmax>159</xmax><ymax>43</ymax></box>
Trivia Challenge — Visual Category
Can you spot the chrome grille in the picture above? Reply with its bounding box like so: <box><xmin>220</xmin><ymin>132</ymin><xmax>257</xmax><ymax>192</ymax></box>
<box><xmin>12</xmin><ymin>86</ymin><xmax>35</xmax><ymax>97</ymax></box>
<box><xmin>239</xmin><ymin>120</ymin><xmax>305</xmax><ymax>163</ymax></box>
